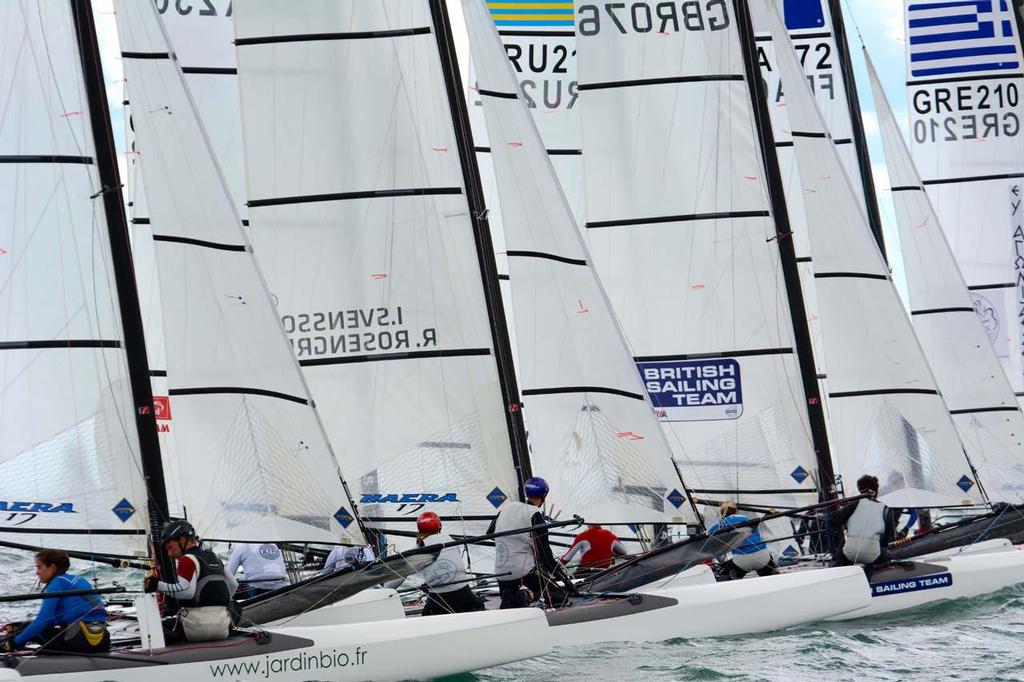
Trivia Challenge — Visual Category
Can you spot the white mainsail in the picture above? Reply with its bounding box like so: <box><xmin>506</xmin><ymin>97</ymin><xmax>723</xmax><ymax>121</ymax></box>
<box><xmin>0</xmin><ymin>0</ymin><xmax>151</xmax><ymax>556</ymax></box>
<box><xmin>233</xmin><ymin>1</ymin><xmax>524</xmax><ymax>540</ymax></box>
<box><xmin>761</xmin><ymin>0</ymin><xmax>984</xmax><ymax>506</ymax></box>
<box><xmin>574</xmin><ymin>0</ymin><xmax>825</xmax><ymax>514</ymax></box>
<box><xmin>867</xmin><ymin>50</ymin><xmax>1024</xmax><ymax>501</ymax></box>
<box><xmin>464</xmin><ymin>0</ymin><xmax>687</xmax><ymax>524</ymax></box>
<box><xmin>750</xmin><ymin>0</ymin><xmax>884</xmax><ymax>398</ymax></box>
<box><xmin>904</xmin><ymin>0</ymin><xmax>1024</xmax><ymax>407</ymax></box>
<box><xmin>114</xmin><ymin>0</ymin><xmax>365</xmax><ymax>544</ymax></box>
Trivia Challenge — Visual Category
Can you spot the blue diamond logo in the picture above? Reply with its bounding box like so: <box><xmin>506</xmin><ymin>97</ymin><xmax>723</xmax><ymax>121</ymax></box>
<box><xmin>334</xmin><ymin>506</ymin><xmax>354</xmax><ymax>528</ymax></box>
<box><xmin>782</xmin><ymin>545</ymin><xmax>799</xmax><ymax>557</ymax></box>
<box><xmin>486</xmin><ymin>487</ymin><xmax>508</xmax><ymax>509</ymax></box>
<box><xmin>957</xmin><ymin>475</ymin><xmax>975</xmax><ymax>493</ymax></box>
<box><xmin>791</xmin><ymin>466</ymin><xmax>809</xmax><ymax>484</ymax></box>
<box><xmin>666</xmin><ymin>488</ymin><xmax>685</xmax><ymax>509</ymax></box>
<box><xmin>112</xmin><ymin>498</ymin><xmax>135</xmax><ymax>523</ymax></box>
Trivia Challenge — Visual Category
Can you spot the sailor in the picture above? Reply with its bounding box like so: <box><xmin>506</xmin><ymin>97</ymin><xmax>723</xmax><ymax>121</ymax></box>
<box><xmin>322</xmin><ymin>543</ymin><xmax>376</xmax><ymax>574</ymax></box>
<box><xmin>487</xmin><ymin>476</ymin><xmax>571</xmax><ymax>608</ymax></box>
<box><xmin>225</xmin><ymin>542</ymin><xmax>289</xmax><ymax>598</ymax></box>
<box><xmin>0</xmin><ymin>549</ymin><xmax>109</xmax><ymax>653</ymax></box>
<box><xmin>831</xmin><ymin>475</ymin><xmax>897</xmax><ymax>565</ymax></box>
<box><xmin>145</xmin><ymin>520</ymin><xmax>237</xmax><ymax>643</ymax></box>
<box><xmin>707</xmin><ymin>501</ymin><xmax>778</xmax><ymax>579</ymax></box>
<box><xmin>559</xmin><ymin>524</ymin><xmax>629</xmax><ymax>569</ymax></box>
<box><xmin>414</xmin><ymin>512</ymin><xmax>484</xmax><ymax>615</ymax></box>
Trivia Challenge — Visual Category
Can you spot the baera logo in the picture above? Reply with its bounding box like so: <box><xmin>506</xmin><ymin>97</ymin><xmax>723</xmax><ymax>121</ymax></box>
<box><xmin>153</xmin><ymin>396</ymin><xmax>172</xmax><ymax>421</ymax></box>
<box><xmin>0</xmin><ymin>501</ymin><xmax>75</xmax><ymax>513</ymax></box>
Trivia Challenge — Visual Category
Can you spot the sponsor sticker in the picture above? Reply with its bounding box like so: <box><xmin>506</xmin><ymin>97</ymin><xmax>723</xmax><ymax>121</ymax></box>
<box><xmin>639</xmin><ymin>358</ymin><xmax>743</xmax><ymax>421</ymax></box>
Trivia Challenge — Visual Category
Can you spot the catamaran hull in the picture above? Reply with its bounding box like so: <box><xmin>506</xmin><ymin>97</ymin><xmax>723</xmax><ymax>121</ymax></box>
<box><xmin>264</xmin><ymin>588</ymin><xmax>404</xmax><ymax>627</ymax></box>
<box><xmin>887</xmin><ymin>506</ymin><xmax>1024</xmax><ymax>561</ymax></box>
<box><xmin>1</xmin><ymin>610</ymin><xmax>550</xmax><ymax>682</ymax></box>
<box><xmin>546</xmin><ymin>566</ymin><xmax>869</xmax><ymax>646</ymax></box>
<box><xmin>827</xmin><ymin>549</ymin><xmax>1024</xmax><ymax>621</ymax></box>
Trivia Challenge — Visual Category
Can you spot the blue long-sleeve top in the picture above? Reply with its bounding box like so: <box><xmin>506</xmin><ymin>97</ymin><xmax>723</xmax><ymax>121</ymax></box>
<box><xmin>706</xmin><ymin>514</ymin><xmax>767</xmax><ymax>555</ymax></box>
<box><xmin>14</xmin><ymin>574</ymin><xmax>107</xmax><ymax>646</ymax></box>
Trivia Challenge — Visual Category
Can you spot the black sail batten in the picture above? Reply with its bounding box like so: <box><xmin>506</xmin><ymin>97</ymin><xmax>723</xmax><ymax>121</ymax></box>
<box><xmin>428</xmin><ymin>0</ymin><xmax>532</xmax><ymax>489</ymax></box>
<box><xmin>70</xmin><ymin>0</ymin><xmax>173</xmax><ymax>578</ymax></box>
<box><xmin>735</xmin><ymin>0</ymin><xmax>836</xmax><ymax>501</ymax></box>
<box><xmin>829</xmin><ymin>0</ymin><xmax>887</xmax><ymax>259</ymax></box>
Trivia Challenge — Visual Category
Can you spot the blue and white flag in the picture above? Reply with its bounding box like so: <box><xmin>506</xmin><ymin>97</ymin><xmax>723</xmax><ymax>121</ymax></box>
<box><xmin>907</xmin><ymin>0</ymin><xmax>1022</xmax><ymax>78</ymax></box>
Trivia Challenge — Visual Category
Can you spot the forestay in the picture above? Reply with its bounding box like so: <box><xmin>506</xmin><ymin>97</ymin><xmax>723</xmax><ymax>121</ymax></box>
<box><xmin>464</xmin><ymin>0</ymin><xmax>686</xmax><ymax>524</ymax></box>
<box><xmin>233</xmin><ymin>1</ymin><xmax>522</xmax><ymax>540</ymax></box>
<box><xmin>904</xmin><ymin>0</ymin><xmax>1024</xmax><ymax>407</ymax></box>
<box><xmin>0</xmin><ymin>0</ymin><xmax>150</xmax><ymax>556</ymax></box>
<box><xmin>114</xmin><ymin>0</ymin><xmax>365</xmax><ymax>544</ymax></box>
<box><xmin>761</xmin><ymin>0</ymin><xmax>984</xmax><ymax>507</ymax></box>
<box><xmin>574</xmin><ymin>0</ymin><xmax>823</xmax><ymax>510</ymax></box>
<box><xmin>868</xmin><ymin>51</ymin><xmax>1024</xmax><ymax>501</ymax></box>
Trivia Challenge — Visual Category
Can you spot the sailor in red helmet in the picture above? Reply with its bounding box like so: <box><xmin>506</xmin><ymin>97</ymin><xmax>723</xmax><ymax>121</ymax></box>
<box><xmin>414</xmin><ymin>512</ymin><xmax>484</xmax><ymax>615</ymax></box>
<box><xmin>559</xmin><ymin>524</ymin><xmax>629</xmax><ymax>570</ymax></box>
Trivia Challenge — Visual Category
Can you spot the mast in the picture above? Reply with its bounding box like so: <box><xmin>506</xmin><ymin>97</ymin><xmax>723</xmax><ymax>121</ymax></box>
<box><xmin>828</xmin><ymin>0</ymin><xmax>886</xmax><ymax>259</ymax></box>
<box><xmin>429</xmin><ymin>0</ymin><xmax>533</xmax><ymax>489</ymax></box>
<box><xmin>735</xmin><ymin>0</ymin><xmax>837</xmax><ymax>501</ymax></box>
<box><xmin>70</xmin><ymin>0</ymin><xmax>173</xmax><ymax>575</ymax></box>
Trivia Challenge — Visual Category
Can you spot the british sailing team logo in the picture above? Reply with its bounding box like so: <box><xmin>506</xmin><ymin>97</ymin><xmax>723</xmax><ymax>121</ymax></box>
<box><xmin>638</xmin><ymin>358</ymin><xmax>743</xmax><ymax>422</ymax></box>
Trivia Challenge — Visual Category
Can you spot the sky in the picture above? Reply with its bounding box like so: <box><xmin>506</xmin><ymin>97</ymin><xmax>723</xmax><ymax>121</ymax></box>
<box><xmin>92</xmin><ymin>0</ymin><xmax>916</xmax><ymax>290</ymax></box>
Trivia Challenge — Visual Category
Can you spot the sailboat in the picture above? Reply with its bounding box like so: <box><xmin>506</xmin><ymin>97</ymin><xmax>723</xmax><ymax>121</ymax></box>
<box><xmin>0</xmin><ymin>1</ymin><xmax>553</xmax><ymax>679</ymax></box>
<box><xmin>752</xmin><ymin>0</ymin><xmax>1024</xmax><ymax>618</ymax></box>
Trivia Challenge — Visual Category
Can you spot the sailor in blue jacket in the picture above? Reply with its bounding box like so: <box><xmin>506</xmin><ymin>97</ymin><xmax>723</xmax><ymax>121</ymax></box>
<box><xmin>707</xmin><ymin>501</ymin><xmax>779</xmax><ymax>579</ymax></box>
<box><xmin>3</xmin><ymin>549</ymin><xmax>109</xmax><ymax>653</ymax></box>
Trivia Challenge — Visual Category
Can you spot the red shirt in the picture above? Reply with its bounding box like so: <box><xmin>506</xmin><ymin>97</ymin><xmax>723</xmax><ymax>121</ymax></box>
<box><xmin>568</xmin><ymin>527</ymin><xmax>620</xmax><ymax>568</ymax></box>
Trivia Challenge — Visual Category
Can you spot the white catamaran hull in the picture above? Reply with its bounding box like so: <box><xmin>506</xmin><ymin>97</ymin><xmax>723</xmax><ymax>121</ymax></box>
<box><xmin>546</xmin><ymin>566</ymin><xmax>870</xmax><ymax>646</ymax></box>
<box><xmin>828</xmin><ymin>549</ymin><xmax>1024</xmax><ymax>621</ymax></box>
<box><xmin>1</xmin><ymin>609</ymin><xmax>549</xmax><ymax>682</ymax></box>
<box><xmin>264</xmin><ymin>588</ymin><xmax>405</xmax><ymax>628</ymax></box>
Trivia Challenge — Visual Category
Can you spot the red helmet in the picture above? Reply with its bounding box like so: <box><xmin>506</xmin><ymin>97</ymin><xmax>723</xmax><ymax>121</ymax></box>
<box><xmin>417</xmin><ymin>512</ymin><xmax>442</xmax><ymax>534</ymax></box>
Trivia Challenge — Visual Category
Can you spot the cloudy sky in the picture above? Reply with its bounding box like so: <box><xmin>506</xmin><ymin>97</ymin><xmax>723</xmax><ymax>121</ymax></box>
<box><xmin>93</xmin><ymin>0</ymin><xmax>916</xmax><ymax>288</ymax></box>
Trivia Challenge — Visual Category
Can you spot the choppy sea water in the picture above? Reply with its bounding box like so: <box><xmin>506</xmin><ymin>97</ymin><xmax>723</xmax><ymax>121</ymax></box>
<box><xmin>4</xmin><ymin>548</ymin><xmax>1023</xmax><ymax>681</ymax></box>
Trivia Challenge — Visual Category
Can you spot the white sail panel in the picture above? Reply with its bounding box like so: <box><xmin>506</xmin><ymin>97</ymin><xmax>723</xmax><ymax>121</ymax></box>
<box><xmin>574</xmin><ymin>1</ymin><xmax>822</xmax><ymax>509</ymax></box>
<box><xmin>761</xmin><ymin>0</ymin><xmax>982</xmax><ymax>506</ymax></box>
<box><xmin>905</xmin><ymin>0</ymin><xmax>1024</xmax><ymax>403</ymax></box>
<box><xmin>115</xmin><ymin>0</ymin><xmax>364</xmax><ymax>544</ymax></box>
<box><xmin>234</xmin><ymin>1</ymin><xmax>521</xmax><ymax>538</ymax></box>
<box><xmin>868</xmin><ymin>52</ymin><xmax>1024</xmax><ymax>501</ymax></box>
<box><xmin>464</xmin><ymin>0</ymin><xmax>686</xmax><ymax>523</ymax></box>
<box><xmin>0</xmin><ymin>0</ymin><xmax>150</xmax><ymax>555</ymax></box>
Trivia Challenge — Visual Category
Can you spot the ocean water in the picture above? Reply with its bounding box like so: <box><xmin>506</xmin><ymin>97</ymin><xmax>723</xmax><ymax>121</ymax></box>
<box><xmin>4</xmin><ymin>548</ymin><xmax>1023</xmax><ymax>681</ymax></box>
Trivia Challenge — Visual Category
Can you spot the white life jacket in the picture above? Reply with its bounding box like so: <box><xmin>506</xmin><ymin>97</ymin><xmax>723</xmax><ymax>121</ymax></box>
<box><xmin>420</xmin><ymin>533</ymin><xmax>468</xmax><ymax>594</ymax></box>
<box><xmin>846</xmin><ymin>498</ymin><xmax>886</xmax><ymax>541</ymax></box>
<box><xmin>493</xmin><ymin>501</ymin><xmax>539</xmax><ymax>581</ymax></box>
<box><xmin>843</xmin><ymin>498</ymin><xmax>886</xmax><ymax>564</ymax></box>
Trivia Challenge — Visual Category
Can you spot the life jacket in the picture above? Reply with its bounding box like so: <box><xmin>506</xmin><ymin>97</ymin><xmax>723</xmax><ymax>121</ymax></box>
<box><xmin>494</xmin><ymin>501</ymin><xmax>539</xmax><ymax>581</ymax></box>
<box><xmin>420</xmin><ymin>532</ymin><xmax>469</xmax><ymax>594</ymax></box>
<box><xmin>846</xmin><ymin>498</ymin><xmax>886</xmax><ymax>542</ymax></box>
<box><xmin>179</xmin><ymin>547</ymin><xmax>232</xmax><ymax>608</ymax></box>
<box><xmin>572</xmin><ymin>527</ymin><xmax>618</xmax><ymax>568</ymax></box>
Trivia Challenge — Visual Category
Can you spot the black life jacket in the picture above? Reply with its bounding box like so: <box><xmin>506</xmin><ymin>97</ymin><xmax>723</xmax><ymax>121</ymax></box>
<box><xmin>177</xmin><ymin>546</ymin><xmax>231</xmax><ymax>608</ymax></box>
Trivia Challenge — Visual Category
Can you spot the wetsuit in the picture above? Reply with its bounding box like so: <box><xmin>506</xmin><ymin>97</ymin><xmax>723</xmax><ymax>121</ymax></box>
<box><xmin>418</xmin><ymin>533</ymin><xmax>483</xmax><ymax>616</ymax></box>
<box><xmin>13</xmin><ymin>574</ymin><xmax>108</xmax><ymax>653</ymax></box>
<box><xmin>560</xmin><ymin>527</ymin><xmax>628</xmax><ymax>569</ymax></box>
<box><xmin>487</xmin><ymin>502</ymin><xmax>571</xmax><ymax>608</ymax></box>
<box><xmin>708</xmin><ymin>514</ymin><xmax>777</xmax><ymax>578</ymax></box>
<box><xmin>226</xmin><ymin>543</ymin><xmax>288</xmax><ymax>598</ymax></box>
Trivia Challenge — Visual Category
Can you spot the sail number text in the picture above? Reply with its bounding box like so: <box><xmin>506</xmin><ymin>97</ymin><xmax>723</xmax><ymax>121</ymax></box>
<box><xmin>154</xmin><ymin>0</ymin><xmax>230</xmax><ymax>16</ymax></box>
<box><xmin>911</xmin><ymin>83</ymin><xmax>1020</xmax><ymax>143</ymax></box>
<box><xmin>577</xmin><ymin>1</ymin><xmax>730</xmax><ymax>35</ymax></box>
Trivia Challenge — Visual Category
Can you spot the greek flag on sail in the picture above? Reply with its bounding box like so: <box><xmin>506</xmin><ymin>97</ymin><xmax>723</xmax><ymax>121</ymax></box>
<box><xmin>907</xmin><ymin>0</ymin><xmax>1021</xmax><ymax>77</ymax></box>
